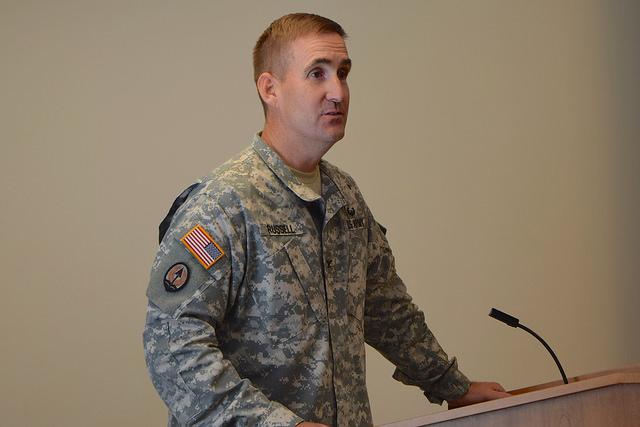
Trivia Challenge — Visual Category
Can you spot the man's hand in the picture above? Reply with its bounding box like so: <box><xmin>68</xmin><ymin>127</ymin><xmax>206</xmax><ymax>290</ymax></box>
<box><xmin>447</xmin><ymin>381</ymin><xmax>511</xmax><ymax>409</ymax></box>
<box><xmin>297</xmin><ymin>423</ymin><xmax>330</xmax><ymax>427</ymax></box>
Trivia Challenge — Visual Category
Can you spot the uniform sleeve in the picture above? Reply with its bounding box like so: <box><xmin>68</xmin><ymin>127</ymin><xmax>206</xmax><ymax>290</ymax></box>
<box><xmin>362</xmin><ymin>210</ymin><xmax>471</xmax><ymax>405</ymax></box>
<box><xmin>143</xmin><ymin>193</ymin><xmax>303</xmax><ymax>426</ymax></box>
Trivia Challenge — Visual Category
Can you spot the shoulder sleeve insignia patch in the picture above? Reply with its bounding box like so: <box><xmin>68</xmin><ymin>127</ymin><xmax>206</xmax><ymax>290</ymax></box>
<box><xmin>180</xmin><ymin>224</ymin><xmax>225</xmax><ymax>269</ymax></box>
<box><xmin>163</xmin><ymin>262</ymin><xmax>189</xmax><ymax>292</ymax></box>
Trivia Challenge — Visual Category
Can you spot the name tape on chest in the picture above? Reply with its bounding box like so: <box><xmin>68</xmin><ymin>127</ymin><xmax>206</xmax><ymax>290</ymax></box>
<box><xmin>262</xmin><ymin>223</ymin><xmax>304</xmax><ymax>236</ymax></box>
<box><xmin>180</xmin><ymin>224</ymin><xmax>224</xmax><ymax>269</ymax></box>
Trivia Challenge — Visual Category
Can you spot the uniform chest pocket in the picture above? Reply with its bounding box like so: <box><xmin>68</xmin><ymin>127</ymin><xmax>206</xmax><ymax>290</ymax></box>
<box><xmin>250</xmin><ymin>237</ymin><xmax>326</xmax><ymax>344</ymax></box>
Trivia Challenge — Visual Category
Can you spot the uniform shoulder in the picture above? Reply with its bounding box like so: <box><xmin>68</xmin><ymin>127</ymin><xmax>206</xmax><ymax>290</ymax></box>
<box><xmin>157</xmin><ymin>145</ymin><xmax>261</xmax><ymax>243</ymax></box>
<box><xmin>195</xmin><ymin>146</ymin><xmax>260</xmax><ymax>199</ymax></box>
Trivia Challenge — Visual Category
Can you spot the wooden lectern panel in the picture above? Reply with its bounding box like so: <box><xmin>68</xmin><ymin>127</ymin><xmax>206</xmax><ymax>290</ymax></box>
<box><xmin>381</xmin><ymin>365</ymin><xmax>640</xmax><ymax>427</ymax></box>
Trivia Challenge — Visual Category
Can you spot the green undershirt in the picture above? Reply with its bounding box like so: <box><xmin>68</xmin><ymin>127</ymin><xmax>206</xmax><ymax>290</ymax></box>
<box><xmin>290</xmin><ymin>164</ymin><xmax>322</xmax><ymax>197</ymax></box>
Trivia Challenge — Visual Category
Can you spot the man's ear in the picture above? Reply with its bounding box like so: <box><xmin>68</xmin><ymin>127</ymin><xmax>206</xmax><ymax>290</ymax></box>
<box><xmin>256</xmin><ymin>72</ymin><xmax>279</xmax><ymax>108</ymax></box>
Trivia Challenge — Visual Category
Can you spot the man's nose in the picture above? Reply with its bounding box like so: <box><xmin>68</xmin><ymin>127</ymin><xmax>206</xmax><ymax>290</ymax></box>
<box><xmin>326</xmin><ymin>75</ymin><xmax>347</xmax><ymax>104</ymax></box>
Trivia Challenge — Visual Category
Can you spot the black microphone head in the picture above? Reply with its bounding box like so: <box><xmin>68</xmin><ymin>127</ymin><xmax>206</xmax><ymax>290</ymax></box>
<box><xmin>489</xmin><ymin>308</ymin><xmax>520</xmax><ymax>327</ymax></box>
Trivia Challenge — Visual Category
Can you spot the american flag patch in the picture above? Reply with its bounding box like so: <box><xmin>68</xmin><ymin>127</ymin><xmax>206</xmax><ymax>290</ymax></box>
<box><xmin>180</xmin><ymin>225</ymin><xmax>224</xmax><ymax>269</ymax></box>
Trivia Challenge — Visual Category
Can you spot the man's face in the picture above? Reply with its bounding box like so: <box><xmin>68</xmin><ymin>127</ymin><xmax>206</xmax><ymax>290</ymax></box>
<box><xmin>274</xmin><ymin>32</ymin><xmax>351</xmax><ymax>148</ymax></box>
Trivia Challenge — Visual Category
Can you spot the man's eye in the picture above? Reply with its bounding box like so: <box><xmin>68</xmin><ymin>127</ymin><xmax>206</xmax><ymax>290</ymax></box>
<box><xmin>309</xmin><ymin>69</ymin><xmax>324</xmax><ymax>79</ymax></box>
<box><xmin>338</xmin><ymin>69</ymin><xmax>349</xmax><ymax>80</ymax></box>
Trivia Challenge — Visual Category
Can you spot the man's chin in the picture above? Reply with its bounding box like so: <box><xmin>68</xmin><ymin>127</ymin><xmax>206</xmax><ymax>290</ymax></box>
<box><xmin>325</xmin><ymin>127</ymin><xmax>346</xmax><ymax>143</ymax></box>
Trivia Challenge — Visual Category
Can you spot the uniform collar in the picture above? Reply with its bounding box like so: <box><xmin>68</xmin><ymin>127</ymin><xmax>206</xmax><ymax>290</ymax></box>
<box><xmin>319</xmin><ymin>162</ymin><xmax>348</xmax><ymax>224</ymax></box>
<box><xmin>251</xmin><ymin>134</ymin><xmax>350</xmax><ymax>224</ymax></box>
<box><xmin>251</xmin><ymin>134</ymin><xmax>322</xmax><ymax>203</ymax></box>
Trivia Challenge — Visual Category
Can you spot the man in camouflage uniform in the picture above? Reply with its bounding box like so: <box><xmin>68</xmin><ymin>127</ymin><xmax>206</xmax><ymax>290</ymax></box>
<box><xmin>144</xmin><ymin>13</ymin><xmax>509</xmax><ymax>427</ymax></box>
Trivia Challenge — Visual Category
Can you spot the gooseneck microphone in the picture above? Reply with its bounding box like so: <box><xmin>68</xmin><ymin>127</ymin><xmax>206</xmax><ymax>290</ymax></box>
<box><xmin>489</xmin><ymin>308</ymin><xmax>569</xmax><ymax>384</ymax></box>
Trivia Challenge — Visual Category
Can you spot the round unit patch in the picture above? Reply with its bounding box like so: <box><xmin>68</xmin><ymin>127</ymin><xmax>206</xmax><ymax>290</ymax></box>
<box><xmin>164</xmin><ymin>263</ymin><xmax>189</xmax><ymax>292</ymax></box>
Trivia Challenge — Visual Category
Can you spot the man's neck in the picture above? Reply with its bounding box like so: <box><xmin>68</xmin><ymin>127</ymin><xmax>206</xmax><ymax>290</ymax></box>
<box><xmin>261</xmin><ymin>126</ymin><xmax>325</xmax><ymax>172</ymax></box>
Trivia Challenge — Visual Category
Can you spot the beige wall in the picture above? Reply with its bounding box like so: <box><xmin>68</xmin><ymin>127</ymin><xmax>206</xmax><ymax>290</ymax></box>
<box><xmin>1</xmin><ymin>1</ymin><xmax>638</xmax><ymax>425</ymax></box>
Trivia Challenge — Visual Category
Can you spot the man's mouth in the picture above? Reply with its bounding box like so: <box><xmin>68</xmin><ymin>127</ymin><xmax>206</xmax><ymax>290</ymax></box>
<box><xmin>323</xmin><ymin>111</ymin><xmax>343</xmax><ymax>116</ymax></box>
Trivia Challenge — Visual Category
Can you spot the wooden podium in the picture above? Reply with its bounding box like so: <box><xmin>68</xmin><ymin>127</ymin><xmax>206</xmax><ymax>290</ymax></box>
<box><xmin>381</xmin><ymin>365</ymin><xmax>640</xmax><ymax>427</ymax></box>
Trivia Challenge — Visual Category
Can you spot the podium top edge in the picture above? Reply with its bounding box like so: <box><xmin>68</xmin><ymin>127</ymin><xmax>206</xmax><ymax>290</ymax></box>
<box><xmin>379</xmin><ymin>363</ymin><xmax>640</xmax><ymax>427</ymax></box>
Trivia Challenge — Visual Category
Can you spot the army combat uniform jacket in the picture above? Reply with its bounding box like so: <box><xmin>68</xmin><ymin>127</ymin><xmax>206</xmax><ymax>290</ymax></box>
<box><xmin>144</xmin><ymin>135</ymin><xmax>470</xmax><ymax>426</ymax></box>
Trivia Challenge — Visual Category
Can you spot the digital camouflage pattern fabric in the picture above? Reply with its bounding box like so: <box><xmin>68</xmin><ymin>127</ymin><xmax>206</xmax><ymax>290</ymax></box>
<box><xmin>144</xmin><ymin>135</ymin><xmax>470</xmax><ymax>426</ymax></box>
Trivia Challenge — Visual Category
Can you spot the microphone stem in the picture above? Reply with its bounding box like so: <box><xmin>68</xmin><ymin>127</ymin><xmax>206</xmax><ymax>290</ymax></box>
<box><xmin>518</xmin><ymin>323</ymin><xmax>569</xmax><ymax>384</ymax></box>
